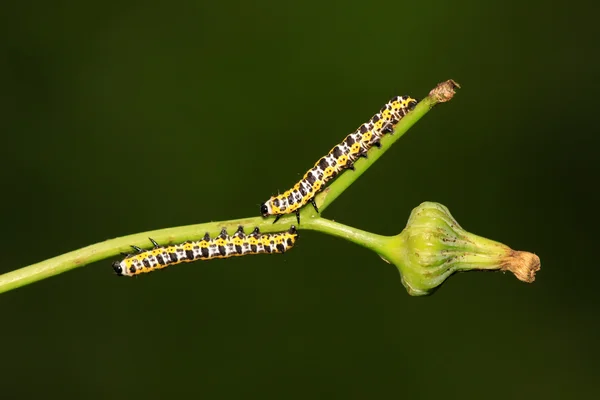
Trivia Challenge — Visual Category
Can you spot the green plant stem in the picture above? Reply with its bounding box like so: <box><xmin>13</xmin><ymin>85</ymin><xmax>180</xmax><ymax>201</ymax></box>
<box><xmin>0</xmin><ymin>80</ymin><xmax>459</xmax><ymax>294</ymax></box>
<box><xmin>301</xmin><ymin>217</ymin><xmax>388</xmax><ymax>254</ymax></box>
<box><xmin>312</xmin><ymin>93</ymin><xmax>438</xmax><ymax>213</ymax></box>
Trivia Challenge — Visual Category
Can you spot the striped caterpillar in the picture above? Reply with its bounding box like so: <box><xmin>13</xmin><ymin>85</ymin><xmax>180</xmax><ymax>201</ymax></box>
<box><xmin>112</xmin><ymin>225</ymin><xmax>298</xmax><ymax>277</ymax></box>
<box><xmin>260</xmin><ymin>95</ymin><xmax>418</xmax><ymax>223</ymax></box>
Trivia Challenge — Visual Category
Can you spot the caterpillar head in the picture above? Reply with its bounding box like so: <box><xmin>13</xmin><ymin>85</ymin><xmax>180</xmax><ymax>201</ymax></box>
<box><xmin>260</xmin><ymin>201</ymin><xmax>272</xmax><ymax>217</ymax></box>
<box><xmin>112</xmin><ymin>260</ymin><xmax>124</xmax><ymax>276</ymax></box>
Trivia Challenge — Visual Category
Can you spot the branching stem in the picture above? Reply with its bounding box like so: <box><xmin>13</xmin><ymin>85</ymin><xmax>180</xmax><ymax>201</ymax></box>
<box><xmin>0</xmin><ymin>80</ymin><xmax>459</xmax><ymax>294</ymax></box>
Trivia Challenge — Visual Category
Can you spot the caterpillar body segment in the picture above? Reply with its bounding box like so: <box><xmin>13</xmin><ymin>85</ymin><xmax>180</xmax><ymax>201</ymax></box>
<box><xmin>112</xmin><ymin>225</ymin><xmax>298</xmax><ymax>277</ymax></box>
<box><xmin>260</xmin><ymin>95</ymin><xmax>418</xmax><ymax>224</ymax></box>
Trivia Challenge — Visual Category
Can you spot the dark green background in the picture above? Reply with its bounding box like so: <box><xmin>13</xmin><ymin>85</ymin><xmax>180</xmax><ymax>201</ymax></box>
<box><xmin>1</xmin><ymin>0</ymin><xmax>598</xmax><ymax>398</ymax></box>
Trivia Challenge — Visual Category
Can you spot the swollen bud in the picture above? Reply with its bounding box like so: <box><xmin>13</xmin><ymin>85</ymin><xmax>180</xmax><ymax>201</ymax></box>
<box><xmin>379</xmin><ymin>202</ymin><xmax>540</xmax><ymax>296</ymax></box>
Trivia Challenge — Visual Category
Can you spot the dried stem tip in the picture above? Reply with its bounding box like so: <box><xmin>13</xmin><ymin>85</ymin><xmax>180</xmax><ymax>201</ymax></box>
<box><xmin>501</xmin><ymin>250</ymin><xmax>541</xmax><ymax>283</ymax></box>
<box><xmin>429</xmin><ymin>79</ymin><xmax>461</xmax><ymax>103</ymax></box>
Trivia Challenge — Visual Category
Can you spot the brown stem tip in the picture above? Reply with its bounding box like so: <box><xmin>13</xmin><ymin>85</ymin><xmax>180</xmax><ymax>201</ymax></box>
<box><xmin>429</xmin><ymin>79</ymin><xmax>461</xmax><ymax>103</ymax></box>
<box><xmin>501</xmin><ymin>251</ymin><xmax>541</xmax><ymax>283</ymax></box>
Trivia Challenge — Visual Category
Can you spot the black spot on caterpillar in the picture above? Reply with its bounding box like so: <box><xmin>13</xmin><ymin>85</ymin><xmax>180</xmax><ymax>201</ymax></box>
<box><xmin>112</xmin><ymin>225</ymin><xmax>298</xmax><ymax>277</ymax></box>
<box><xmin>260</xmin><ymin>95</ymin><xmax>418</xmax><ymax>223</ymax></box>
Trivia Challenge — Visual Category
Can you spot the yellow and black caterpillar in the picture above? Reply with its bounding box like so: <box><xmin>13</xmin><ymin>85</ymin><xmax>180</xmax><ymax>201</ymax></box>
<box><xmin>260</xmin><ymin>95</ymin><xmax>418</xmax><ymax>223</ymax></box>
<box><xmin>112</xmin><ymin>225</ymin><xmax>298</xmax><ymax>277</ymax></box>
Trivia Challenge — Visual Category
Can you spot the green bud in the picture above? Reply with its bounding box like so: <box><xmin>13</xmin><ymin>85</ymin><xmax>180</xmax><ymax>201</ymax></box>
<box><xmin>379</xmin><ymin>202</ymin><xmax>540</xmax><ymax>296</ymax></box>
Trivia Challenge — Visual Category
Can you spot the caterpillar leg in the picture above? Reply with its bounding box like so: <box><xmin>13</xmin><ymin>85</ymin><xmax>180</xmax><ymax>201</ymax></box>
<box><xmin>310</xmin><ymin>198</ymin><xmax>319</xmax><ymax>213</ymax></box>
<box><xmin>381</xmin><ymin>124</ymin><xmax>394</xmax><ymax>134</ymax></box>
<box><xmin>273</xmin><ymin>211</ymin><xmax>301</xmax><ymax>224</ymax></box>
<box><xmin>373</xmin><ymin>141</ymin><xmax>382</xmax><ymax>148</ymax></box>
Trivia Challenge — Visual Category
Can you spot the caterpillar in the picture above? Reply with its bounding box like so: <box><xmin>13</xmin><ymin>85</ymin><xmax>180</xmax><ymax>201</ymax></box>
<box><xmin>112</xmin><ymin>225</ymin><xmax>298</xmax><ymax>277</ymax></box>
<box><xmin>260</xmin><ymin>95</ymin><xmax>418</xmax><ymax>224</ymax></box>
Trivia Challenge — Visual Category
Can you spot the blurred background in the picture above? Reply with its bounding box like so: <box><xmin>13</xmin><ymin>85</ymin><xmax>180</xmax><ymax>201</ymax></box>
<box><xmin>1</xmin><ymin>0</ymin><xmax>598</xmax><ymax>398</ymax></box>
